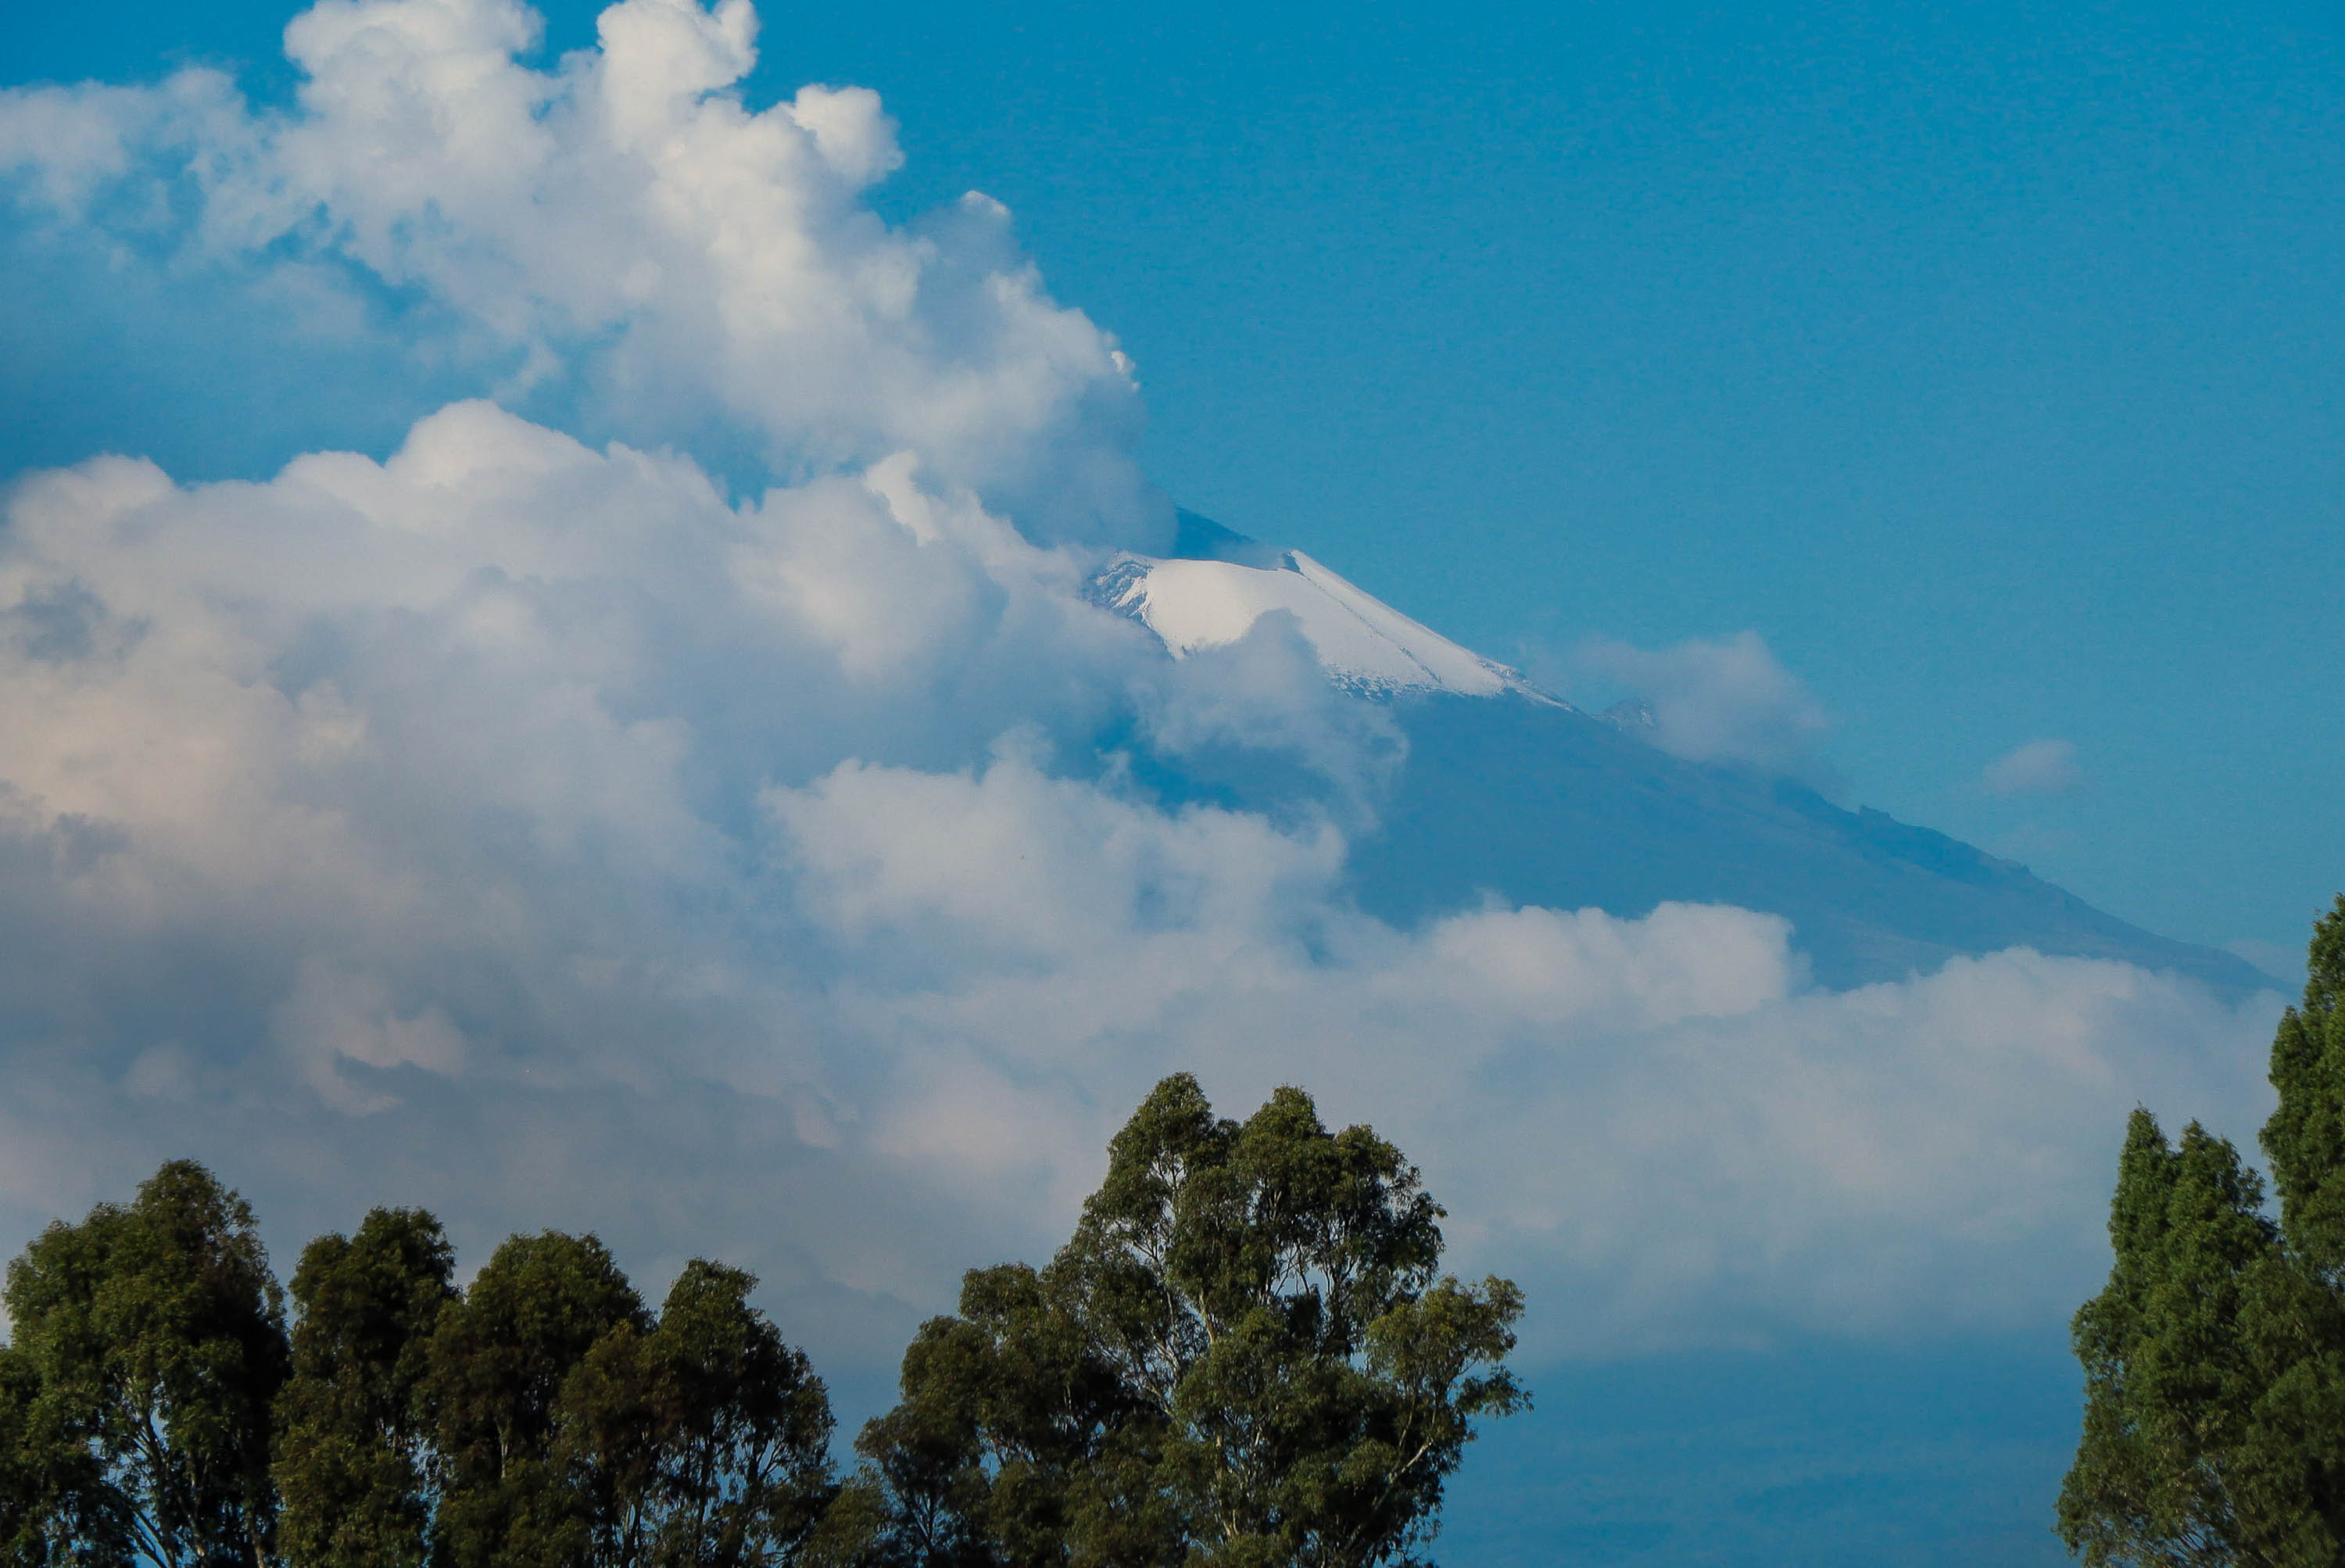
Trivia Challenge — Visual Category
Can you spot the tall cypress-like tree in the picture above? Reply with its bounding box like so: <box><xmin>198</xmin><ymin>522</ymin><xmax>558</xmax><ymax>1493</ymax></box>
<box><xmin>2264</xmin><ymin>900</ymin><xmax>2345</xmax><ymax>1279</ymax></box>
<box><xmin>2063</xmin><ymin>897</ymin><xmax>2345</xmax><ymax>1566</ymax></box>
<box><xmin>2232</xmin><ymin>896</ymin><xmax>2345</xmax><ymax>1557</ymax></box>
<box><xmin>1</xmin><ymin>1160</ymin><xmax>289</xmax><ymax>1568</ymax></box>
<box><xmin>2060</xmin><ymin>1111</ymin><xmax>2182</xmax><ymax>1562</ymax></box>
<box><xmin>2058</xmin><ymin>1114</ymin><xmax>2277</xmax><ymax>1563</ymax></box>
<box><xmin>273</xmin><ymin>1208</ymin><xmax>460</xmax><ymax>1568</ymax></box>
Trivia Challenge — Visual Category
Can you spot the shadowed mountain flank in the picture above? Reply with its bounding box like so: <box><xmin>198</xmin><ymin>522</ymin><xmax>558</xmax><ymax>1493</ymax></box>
<box><xmin>1349</xmin><ymin>692</ymin><xmax>2268</xmax><ymax>994</ymax></box>
<box><xmin>1119</xmin><ymin>514</ymin><xmax>2271</xmax><ymax>996</ymax></box>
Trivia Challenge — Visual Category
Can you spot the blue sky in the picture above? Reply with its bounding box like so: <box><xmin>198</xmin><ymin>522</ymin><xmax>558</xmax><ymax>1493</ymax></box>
<box><xmin>6</xmin><ymin>0</ymin><xmax>2340</xmax><ymax>965</ymax></box>
<box><xmin>0</xmin><ymin>1</ymin><xmax>2335</xmax><ymax>1560</ymax></box>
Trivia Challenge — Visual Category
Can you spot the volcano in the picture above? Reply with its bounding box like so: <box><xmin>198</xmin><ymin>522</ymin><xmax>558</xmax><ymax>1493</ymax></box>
<box><xmin>1094</xmin><ymin>513</ymin><xmax>2269</xmax><ymax>995</ymax></box>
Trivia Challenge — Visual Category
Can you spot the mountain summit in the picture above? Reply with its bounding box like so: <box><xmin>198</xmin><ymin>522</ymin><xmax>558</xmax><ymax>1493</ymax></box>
<box><xmin>1097</xmin><ymin>514</ymin><xmax>2269</xmax><ymax>996</ymax></box>
<box><xmin>1094</xmin><ymin>523</ymin><xmax>1544</xmax><ymax>700</ymax></box>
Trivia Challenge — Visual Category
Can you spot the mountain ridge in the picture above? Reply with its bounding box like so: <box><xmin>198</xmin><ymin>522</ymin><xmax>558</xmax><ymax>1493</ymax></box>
<box><xmin>1099</xmin><ymin>513</ymin><xmax>2273</xmax><ymax>996</ymax></box>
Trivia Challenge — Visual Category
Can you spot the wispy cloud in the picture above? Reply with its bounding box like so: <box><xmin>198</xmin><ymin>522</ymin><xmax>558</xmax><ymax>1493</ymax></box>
<box><xmin>1574</xmin><ymin>631</ymin><xmax>1838</xmax><ymax>788</ymax></box>
<box><xmin>1982</xmin><ymin>737</ymin><xmax>2085</xmax><ymax>797</ymax></box>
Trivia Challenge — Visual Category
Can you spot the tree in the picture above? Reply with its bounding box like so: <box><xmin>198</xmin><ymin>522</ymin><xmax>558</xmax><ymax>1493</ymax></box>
<box><xmin>2264</xmin><ymin>899</ymin><xmax>2345</xmax><ymax>1281</ymax></box>
<box><xmin>2057</xmin><ymin>1112</ymin><xmax>2279</xmax><ymax>1564</ymax></box>
<box><xmin>852</xmin><ymin>1075</ymin><xmax>1527</xmax><ymax>1568</ymax></box>
<box><xmin>2232</xmin><ymin>895</ymin><xmax>2345</xmax><ymax>1559</ymax></box>
<box><xmin>843</xmin><ymin>1262</ymin><xmax>1152</xmax><ymax>1568</ymax></box>
<box><xmin>559</xmin><ymin>1260</ymin><xmax>837</xmax><ymax>1568</ymax></box>
<box><xmin>421</xmin><ymin>1231</ymin><xmax>844</xmax><ymax>1568</ymax></box>
<box><xmin>3</xmin><ymin>1171</ymin><xmax>850</xmax><ymax>1567</ymax></box>
<box><xmin>1</xmin><ymin>1159</ymin><xmax>289</xmax><ymax>1567</ymax></box>
<box><xmin>426</xmin><ymin>1230</ymin><xmax>653</xmax><ymax>1568</ymax></box>
<box><xmin>0</xmin><ymin>1334</ymin><xmax>92</xmax><ymax>1566</ymax></box>
<box><xmin>273</xmin><ymin>1208</ymin><xmax>460</xmax><ymax>1568</ymax></box>
<box><xmin>2061</xmin><ymin>897</ymin><xmax>2345</xmax><ymax>1566</ymax></box>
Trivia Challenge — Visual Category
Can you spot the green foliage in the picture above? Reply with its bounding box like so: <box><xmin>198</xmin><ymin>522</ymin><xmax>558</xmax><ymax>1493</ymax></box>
<box><xmin>1</xmin><ymin>1181</ymin><xmax>849</xmax><ymax>1568</ymax></box>
<box><xmin>1</xmin><ymin>1160</ymin><xmax>289</xmax><ymax>1567</ymax></box>
<box><xmin>274</xmin><ymin>1208</ymin><xmax>459</xmax><ymax>1568</ymax></box>
<box><xmin>852</xmin><ymin>1075</ymin><xmax>1527</xmax><ymax>1568</ymax></box>
<box><xmin>2057</xmin><ymin>1113</ymin><xmax>2277</xmax><ymax>1563</ymax></box>
<box><xmin>557</xmin><ymin>1259</ymin><xmax>839</xmax><ymax>1568</ymax></box>
<box><xmin>1</xmin><ymin>1074</ymin><xmax>1517</xmax><ymax>1567</ymax></box>
<box><xmin>2062</xmin><ymin>897</ymin><xmax>2345</xmax><ymax>1566</ymax></box>
<box><xmin>0</xmin><ymin>1336</ymin><xmax>87</xmax><ymax>1566</ymax></box>
<box><xmin>2264</xmin><ymin>897</ymin><xmax>2345</xmax><ymax>1280</ymax></box>
<box><xmin>426</xmin><ymin>1230</ymin><xmax>652</xmax><ymax>1568</ymax></box>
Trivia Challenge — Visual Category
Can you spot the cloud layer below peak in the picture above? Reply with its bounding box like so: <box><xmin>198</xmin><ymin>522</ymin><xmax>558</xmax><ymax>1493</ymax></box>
<box><xmin>0</xmin><ymin>396</ymin><xmax>2285</xmax><ymax>1369</ymax></box>
<box><xmin>0</xmin><ymin>0</ymin><xmax>2288</xmax><ymax>1379</ymax></box>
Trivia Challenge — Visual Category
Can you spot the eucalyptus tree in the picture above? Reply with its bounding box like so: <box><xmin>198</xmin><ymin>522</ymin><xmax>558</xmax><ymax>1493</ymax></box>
<box><xmin>560</xmin><ymin>1259</ymin><xmax>837</xmax><ymax>1568</ymax></box>
<box><xmin>425</xmin><ymin>1230</ymin><xmax>652</xmax><ymax>1568</ymax></box>
<box><xmin>850</xmin><ymin>1074</ymin><xmax>1527</xmax><ymax>1568</ymax></box>
<box><xmin>1</xmin><ymin>1160</ymin><xmax>288</xmax><ymax>1567</ymax></box>
<box><xmin>273</xmin><ymin>1208</ymin><xmax>460</xmax><ymax>1568</ymax></box>
<box><xmin>421</xmin><ymin>1233</ymin><xmax>840</xmax><ymax>1568</ymax></box>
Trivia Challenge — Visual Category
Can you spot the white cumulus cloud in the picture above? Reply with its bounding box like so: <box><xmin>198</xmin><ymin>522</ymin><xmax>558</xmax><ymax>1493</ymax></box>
<box><xmin>0</xmin><ymin>399</ymin><xmax>2282</xmax><ymax>1369</ymax></box>
<box><xmin>0</xmin><ymin>0</ymin><xmax>1163</xmax><ymax>547</ymax></box>
<box><xmin>0</xmin><ymin>0</ymin><xmax>2286</xmax><ymax>1383</ymax></box>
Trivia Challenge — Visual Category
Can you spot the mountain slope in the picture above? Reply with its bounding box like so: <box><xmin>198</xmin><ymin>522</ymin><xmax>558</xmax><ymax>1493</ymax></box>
<box><xmin>1103</xmin><ymin>514</ymin><xmax>2270</xmax><ymax>995</ymax></box>
<box><xmin>1354</xmin><ymin>691</ymin><xmax>2264</xmax><ymax>992</ymax></box>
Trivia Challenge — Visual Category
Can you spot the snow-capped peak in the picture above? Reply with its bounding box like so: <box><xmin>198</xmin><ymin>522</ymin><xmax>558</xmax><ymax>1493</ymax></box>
<box><xmin>1093</xmin><ymin>527</ymin><xmax>1551</xmax><ymax>701</ymax></box>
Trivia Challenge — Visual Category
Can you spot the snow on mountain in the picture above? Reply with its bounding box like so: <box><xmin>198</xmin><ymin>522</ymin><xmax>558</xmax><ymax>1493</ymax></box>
<box><xmin>1100</xmin><ymin>514</ymin><xmax>2275</xmax><ymax>997</ymax></box>
<box><xmin>1093</xmin><ymin>542</ymin><xmax>1548</xmax><ymax>701</ymax></box>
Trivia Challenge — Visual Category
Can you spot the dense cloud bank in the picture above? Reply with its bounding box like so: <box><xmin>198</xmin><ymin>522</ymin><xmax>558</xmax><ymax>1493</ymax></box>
<box><xmin>0</xmin><ymin>0</ymin><xmax>1162</xmax><ymax>546</ymax></box>
<box><xmin>0</xmin><ymin>0</ymin><xmax>2284</xmax><ymax>1371</ymax></box>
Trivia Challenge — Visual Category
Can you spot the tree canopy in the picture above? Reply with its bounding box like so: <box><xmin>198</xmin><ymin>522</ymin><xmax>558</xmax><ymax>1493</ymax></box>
<box><xmin>2061</xmin><ymin>895</ymin><xmax>2345</xmax><ymax>1566</ymax></box>
<box><xmin>274</xmin><ymin>1206</ymin><xmax>457</xmax><ymax>1568</ymax></box>
<box><xmin>0</xmin><ymin>1075</ymin><xmax>1523</xmax><ymax>1568</ymax></box>
<box><xmin>847</xmin><ymin>1074</ymin><xmax>1527</xmax><ymax>1568</ymax></box>
<box><xmin>2</xmin><ymin>1159</ymin><xmax>287</xmax><ymax>1567</ymax></box>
